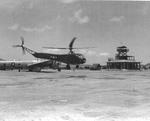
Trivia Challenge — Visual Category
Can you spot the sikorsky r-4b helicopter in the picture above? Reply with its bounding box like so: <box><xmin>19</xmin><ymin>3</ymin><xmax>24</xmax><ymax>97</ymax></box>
<box><xmin>13</xmin><ymin>37</ymin><xmax>87</xmax><ymax>71</ymax></box>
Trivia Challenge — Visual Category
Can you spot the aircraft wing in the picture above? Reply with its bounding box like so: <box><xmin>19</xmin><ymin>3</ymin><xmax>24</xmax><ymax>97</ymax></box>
<box><xmin>28</xmin><ymin>60</ymin><xmax>57</xmax><ymax>71</ymax></box>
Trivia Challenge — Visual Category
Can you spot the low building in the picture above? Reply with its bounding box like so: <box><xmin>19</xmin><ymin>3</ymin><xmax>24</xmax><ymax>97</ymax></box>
<box><xmin>107</xmin><ymin>46</ymin><xmax>141</xmax><ymax>70</ymax></box>
<box><xmin>90</xmin><ymin>64</ymin><xmax>101</xmax><ymax>70</ymax></box>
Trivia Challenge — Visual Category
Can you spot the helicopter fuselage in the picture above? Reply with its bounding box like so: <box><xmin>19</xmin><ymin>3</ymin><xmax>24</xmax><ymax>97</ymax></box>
<box><xmin>32</xmin><ymin>52</ymin><xmax>86</xmax><ymax>65</ymax></box>
<box><xmin>13</xmin><ymin>37</ymin><xmax>87</xmax><ymax>66</ymax></box>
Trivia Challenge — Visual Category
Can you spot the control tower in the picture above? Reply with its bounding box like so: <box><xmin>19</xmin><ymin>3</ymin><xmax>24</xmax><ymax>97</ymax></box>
<box><xmin>107</xmin><ymin>46</ymin><xmax>140</xmax><ymax>70</ymax></box>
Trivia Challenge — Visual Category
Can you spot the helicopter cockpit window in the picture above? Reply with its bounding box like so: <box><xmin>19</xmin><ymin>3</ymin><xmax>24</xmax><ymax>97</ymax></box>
<box><xmin>76</xmin><ymin>54</ymin><xmax>84</xmax><ymax>59</ymax></box>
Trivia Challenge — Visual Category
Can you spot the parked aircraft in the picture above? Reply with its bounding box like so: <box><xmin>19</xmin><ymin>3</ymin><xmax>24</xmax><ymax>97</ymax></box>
<box><xmin>13</xmin><ymin>37</ymin><xmax>86</xmax><ymax>71</ymax></box>
<box><xmin>0</xmin><ymin>59</ymin><xmax>55</xmax><ymax>72</ymax></box>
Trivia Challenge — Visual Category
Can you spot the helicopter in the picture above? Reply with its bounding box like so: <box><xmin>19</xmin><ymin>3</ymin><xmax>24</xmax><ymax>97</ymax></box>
<box><xmin>13</xmin><ymin>37</ymin><xmax>87</xmax><ymax>71</ymax></box>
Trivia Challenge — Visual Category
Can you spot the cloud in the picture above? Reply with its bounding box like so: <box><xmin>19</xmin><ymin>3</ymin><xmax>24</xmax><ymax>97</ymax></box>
<box><xmin>21</xmin><ymin>25</ymin><xmax>52</xmax><ymax>32</ymax></box>
<box><xmin>59</xmin><ymin>0</ymin><xmax>77</xmax><ymax>4</ymax></box>
<box><xmin>0</xmin><ymin>0</ymin><xmax>39</xmax><ymax>10</ymax></box>
<box><xmin>99</xmin><ymin>52</ymin><xmax>109</xmax><ymax>56</ymax></box>
<box><xmin>86</xmin><ymin>50</ymin><xmax>96</xmax><ymax>56</ymax></box>
<box><xmin>8</xmin><ymin>24</ymin><xmax>52</xmax><ymax>32</ymax></box>
<box><xmin>79</xmin><ymin>49</ymin><xmax>110</xmax><ymax>57</ymax></box>
<box><xmin>109</xmin><ymin>16</ymin><xmax>125</xmax><ymax>22</ymax></box>
<box><xmin>85</xmin><ymin>51</ymin><xmax>109</xmax><ymax>57</ymax></box>
<box><xmin>60</xmin><ymin>0</ymin><xmax>133</xmax><ymax>4</ymax></box>
<box><xmin>141</xmin><ymin>4</ymin><xmax>150</xmax><ymax>15</ymax></box>
<box><xmin>78</xmin><ymin>50</ymin><xmax>97</xmax><ymax>56</ymax></box>
<box><xmin>59</xmin><ymin>0</ymin><xmax>106</xmax><ymax>4</ymax></box>
<box><xmin>0</xmin><ymin>0</ymin><xmax>26</xmax><ymax>9</ymax></box>
<box><xmin>70</xmin><ymin>9</ymin><xmax>90</xmax><ymax>24</ymax></box>
<box><xmin>8</xmin><ymin>24</ymin><xmax>19</xmax><ymax>31</ymax></box>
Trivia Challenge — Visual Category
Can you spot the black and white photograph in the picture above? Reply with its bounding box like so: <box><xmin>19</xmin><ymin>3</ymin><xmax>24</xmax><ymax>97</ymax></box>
<box><xmin>0</xmin><ymin>0</ymin><xmax>150</xmax><ymax>121</ymax></box>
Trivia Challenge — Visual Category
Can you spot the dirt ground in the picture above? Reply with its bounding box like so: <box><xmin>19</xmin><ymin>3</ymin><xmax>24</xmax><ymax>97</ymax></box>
<box><xmin>0</xmin><ymin>70</ymin><xmax>150</xmax><ymax>121</ymax></box>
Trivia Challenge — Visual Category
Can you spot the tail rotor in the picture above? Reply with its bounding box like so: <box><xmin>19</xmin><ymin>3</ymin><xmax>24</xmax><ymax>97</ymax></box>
<box><xmin>13</xmin><ymin>36</ymin><xmax>26</xmax><ymax>54</ymax></box>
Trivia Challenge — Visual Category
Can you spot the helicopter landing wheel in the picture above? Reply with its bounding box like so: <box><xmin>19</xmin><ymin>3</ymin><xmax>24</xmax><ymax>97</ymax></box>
<box><xmin>58</xmin><ymin>68</ymin><xmax>61</xmax><ymax>72</ymax></box>
<box><xmin>66</xmin><ymin>64</ymin><xmax>71</xmax><ymax>70</ymax></box>
<box><xmin>76</xmin><ymin>65</ymin><xmax>79</xmax><ymax>69</ymax></box>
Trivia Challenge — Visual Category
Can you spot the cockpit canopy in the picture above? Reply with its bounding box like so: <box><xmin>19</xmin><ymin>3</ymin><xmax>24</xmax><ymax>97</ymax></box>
<box><xmin>76</xmin><ymin>53</ymin><xmax>85</xmax><ymax>59</ymax></box>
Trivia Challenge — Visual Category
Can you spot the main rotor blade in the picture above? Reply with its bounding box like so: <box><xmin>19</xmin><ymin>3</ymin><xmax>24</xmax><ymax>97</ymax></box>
<box><xmin>13</xmin><ymin>45</ymin><xmax>26</xmax><ymax>54</ymax></box>
<box><xmin>72</xmin><ymin>47</ymin><xmax>95</xmax><ymax>49</ymax></box>
<box><xmin>20</xmin><ymin>36</ymin><xmax>24</xmax><ymax>41</ymax></box>
<box><xmin>43</xmin><ymin>47</ymin><xmax>69</xmax><ymax>49</ymax></box>
<box><xmin>22</xmin><ymin>47</ymin><xmax>26</xmax><ymax>54</ymax></box>
<box><xmin>43</xmin><ymin>47</ymin><xmax>95</xmax><ymax>49</ymax></box>
<box><xmin>69</xmin><ymin>37</ymin><xmax>77</xmax><ymax>49</ymax></box>
<box><xmin>20</xmin><ymin>36</ymin><xmax>24</xmax><ymax>45</ymax></box>
<box><xmin>12</xmin><ymin>45</ymin><xmax>21</xmax><ymax>47</ymax></box>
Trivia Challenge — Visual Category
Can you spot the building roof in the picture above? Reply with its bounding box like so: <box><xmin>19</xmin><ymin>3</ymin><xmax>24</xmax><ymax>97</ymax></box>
<box><xmin>107</xmin><ymin>60</ymin><xmax>140</xmax><ymax>63</ymax></box>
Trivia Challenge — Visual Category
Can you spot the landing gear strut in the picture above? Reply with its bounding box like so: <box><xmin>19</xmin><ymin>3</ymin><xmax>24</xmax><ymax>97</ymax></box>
<box><xmin>58</xmin><ymin>68</ymin><xmax>61</xmax><ymax>72</ymax></box>
<box><xmin>76</xmin><ymin>65</ymin><xmax>79</xmax><ymax>69</ymax></box>
<box><xmin>57</xmin><ymin>62</ymin><xmax>61</xmax><ymax>72</ymax></box>
<box><xmin>66</xmin><ymin>64</ymin><xmax>71</xmax><ymax>70</ymax></box>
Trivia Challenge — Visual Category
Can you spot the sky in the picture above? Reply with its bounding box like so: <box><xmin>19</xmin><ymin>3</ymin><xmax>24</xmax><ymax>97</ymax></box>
<box><xmin>0</xmin><ymin>0</ymin><xmax>150</xmax><ymax>64</ymax></box>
